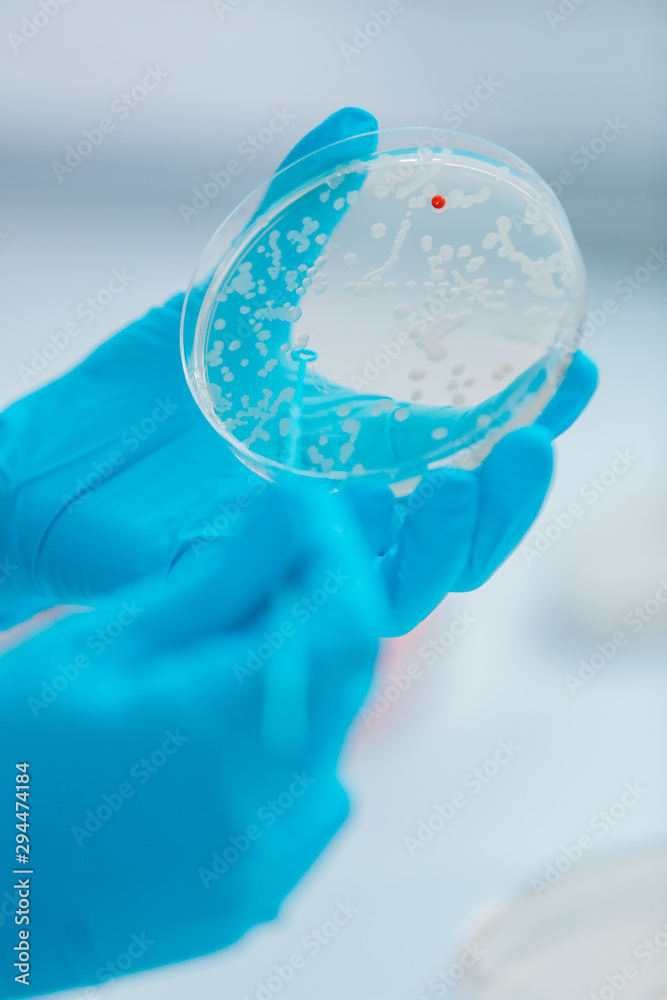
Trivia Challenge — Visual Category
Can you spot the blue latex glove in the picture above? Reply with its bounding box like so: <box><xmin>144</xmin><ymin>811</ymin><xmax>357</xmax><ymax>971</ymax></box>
<box><xmin>0</xmin><ymin>479</ymin><xmax>382</xmax><ymax>997</ymax></box>
<box><xmin>347</xmin><ymin>350</ymin><xmax>597</xmax><ymax>635</ymax></box>
<box><xmin>0</xmin><ymin>108</ymin><xmax>378</xmax><ymax>629</ymax></box>
<box><xmin>0</xmin><ymin>107</ymin><xmax>597</xmax><ymax>636</ymax></box>
<box><xmin>189</xmin><ymin>121</ymin><xmax>598</xmax><ymax>635</ymax></box>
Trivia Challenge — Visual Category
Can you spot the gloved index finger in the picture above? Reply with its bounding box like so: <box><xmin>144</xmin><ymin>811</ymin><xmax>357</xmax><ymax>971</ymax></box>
<box><xmin>201</xmin><ymin>110</ymin><xmax>380</xmax><ymax>468</ymax></box>
<box><xmin>536</xmin><ymin>351</ymin><xmax>598</xmax><ymax>439</ymax></box>
<box><xmin>184</xmin><ymin>108</ymin><xmax>377</xmax><ymax>351</ymax></box>
<box><xmin>259</xmin><ymin>106</ymin><xmax>379</xmax><ymax>212</ymax></box>
<box><xmin>282</xmin><ymin>353</ymin><xmax>558</xmax><ymax>481</ymax></box>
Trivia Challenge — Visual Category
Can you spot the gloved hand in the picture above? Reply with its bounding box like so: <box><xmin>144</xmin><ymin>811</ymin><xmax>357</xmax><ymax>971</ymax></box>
<box><xmin>180</xmin><ymin>109</ymin><xmax>598</xmax><ymax>637</ymax></box>
<box><xmin>348</xmin><ymin>353</ymin><xmax>597</xmax><ymax>635</ymax></box>
<box><xmin>0</xmin><ymin>107</ymin><xmax>597</xmax><ymax>635</ymax></box>
<box><xmin>0</xmin><ymin>479</ymin><xmax>382</xmax><ymax>998</ymax></box>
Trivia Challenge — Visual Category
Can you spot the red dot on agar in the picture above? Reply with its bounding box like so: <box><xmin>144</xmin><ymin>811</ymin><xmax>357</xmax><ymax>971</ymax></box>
<box><xmin>431</xmin><ymin>195</ymin><xmax>446</xmax><ymax>210</ymax></box>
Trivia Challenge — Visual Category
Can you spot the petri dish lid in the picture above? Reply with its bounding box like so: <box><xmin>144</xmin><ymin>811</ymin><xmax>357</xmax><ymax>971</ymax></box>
<box><xmin>181</xmin><ymin>127</ymin><xmax>586</xmax><ymax>489</ymax></box>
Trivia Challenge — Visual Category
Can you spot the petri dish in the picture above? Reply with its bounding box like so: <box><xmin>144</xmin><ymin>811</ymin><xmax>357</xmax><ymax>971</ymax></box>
<box><xmin>181</xmin><ymin>127</ymin><xmax>586</xmax><ymax>492</ymax></box>
<box><xmin>456</xmin><ymin>845</ymin><xmax>667</xmax><ymax>1000</ymax></box>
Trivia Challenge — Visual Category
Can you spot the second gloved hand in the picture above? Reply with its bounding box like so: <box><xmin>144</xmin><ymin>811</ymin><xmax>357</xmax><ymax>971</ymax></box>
<box><xmin>0</xmin><ymin>479</ymin><xmax>382</xmax><ymax>998</ymax></box>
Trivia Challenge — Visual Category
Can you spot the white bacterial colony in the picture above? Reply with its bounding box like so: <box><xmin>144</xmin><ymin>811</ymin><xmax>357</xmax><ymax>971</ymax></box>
<box><xmin>198</xmin><ymin>152</ymin><xmax>577</xmax><ymax>480</ymax></box>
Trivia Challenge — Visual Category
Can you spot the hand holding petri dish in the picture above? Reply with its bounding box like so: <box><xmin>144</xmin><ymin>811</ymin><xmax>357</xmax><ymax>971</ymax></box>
<box><xmin>181</xmin><ymin>127</ymin><xmax>587</xmax><ymax>493</ymax></box>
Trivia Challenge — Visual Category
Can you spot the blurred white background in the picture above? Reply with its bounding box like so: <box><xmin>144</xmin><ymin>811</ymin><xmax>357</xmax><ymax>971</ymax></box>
<box><xmin>2</xmin><ymin>1</ymin><xmax>666</xmax><ymax>996</ymax></box>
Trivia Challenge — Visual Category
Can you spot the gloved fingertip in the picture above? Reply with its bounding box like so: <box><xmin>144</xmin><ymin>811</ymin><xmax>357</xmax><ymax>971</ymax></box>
<box><xmin>302</xmin><ymin>107</ymin><xmax>378</xmax><ymax>153</ymax></box>
<box><xmin>457</xmin><ymin>426</ymin><xmax>554</xmax><ymax>591</ymax></box>
<box><xmin>339</xmin><ymin>479</ymin><xmax>395</xmax><ymax>553</ymax></box>
<box><xmin>572</xmin><ymin>350</ymin><xmax>599</xmax><ymax>389</ymax></box>
<box><xmin>326</xmin><ymin>106</ymin><xmax>378</xmax><ymax>138</ymax></box>
<box><xmin>484</xmin><ymin>425</ymin><xmax>554</xmax><ymax>484</ymax></box>
<box><xmin>537</xmin><ymin>351</ymin><xmax>599</xmax><ymax>438</ymax></box>
<box><xmin>520</xmin><ymin>422</ymin><xmax>555</xmax><ymax>453</ymax></box>
<box><xmin>427</xmin><ymin>466</ymin><xmax>477</xmax><ymax>504</ymax></box>
<box><xmin>275</xmin><ymin>108</ymin><xmax>378</xmax><ymax>175</ymax></box>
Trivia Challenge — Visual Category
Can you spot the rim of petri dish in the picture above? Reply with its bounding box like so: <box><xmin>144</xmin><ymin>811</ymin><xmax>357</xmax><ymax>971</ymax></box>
<box><xmin>455</xmin><ymin>842</ymin><xmax>667</xmax><ymax>999</ymax></box>
<box><xmin>181</xmin><ymin>126</ymin><xmax>587</xmax><ymax>481</ymax></box>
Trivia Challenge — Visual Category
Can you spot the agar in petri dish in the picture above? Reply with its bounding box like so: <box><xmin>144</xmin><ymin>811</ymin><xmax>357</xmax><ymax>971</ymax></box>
<box><xmin>181</xmin><ymin>127</ymin><xmax>587</xmax><ymax>491</ymax></box>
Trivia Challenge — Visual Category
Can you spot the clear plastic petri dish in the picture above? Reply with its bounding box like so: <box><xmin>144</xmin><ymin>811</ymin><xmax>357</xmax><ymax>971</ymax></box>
<box><xmin>181</xmin><ymin>127</ymin><xmax>586</xmax><ymax>492</ymax></box>
<box><xmin>456</xmin><ymin>845</ymin><xmax>667</xmax><ymax>1000</ymax></box>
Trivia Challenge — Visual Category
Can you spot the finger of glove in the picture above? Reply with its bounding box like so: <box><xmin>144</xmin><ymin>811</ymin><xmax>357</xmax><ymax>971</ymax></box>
<box><xmin>380</xmin><ymin>469</ymin><xmax>479</xmax><ymax>636</ymax></box>
<box><xmin>188</xmin><ymin>107</ymin><xmax>377</xmax><ymax>311</ymax></box>
<box><xmin>257</xmin><ymin>481</ymin><xmax>383</xmax><ymax>760</ymax></box>
<box><xmin>293</xmin><ymin>357</ymin><xmax>553</xmax><ymax>481</ymax></box>
<box><xmin>453</xmin><ymin>425</ymin><xmax>554</xmax><ymax>591</ymax></box>
<box><xmin>292</xmin><ymin>351</ymin><xmax>595</xmax><ymax>480</ymax></box>
<box><xmin>205</xmin><ymin>110</ymin><xmax>379</xmax><ymax>413</ymax></box>
<box><xmin>261</xmin><ymin>106</ymin><xmax>379</xmax><ymax>210</ymax></box>
<box><xmin>339</xmin><ymin>479</ymin><xmax>397</xmax><ymax>556</ymax></box>
<box><xmin>536</xmin><ymin>351</ymin><xmax>598</xmax><ymax>439</ymax></box>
